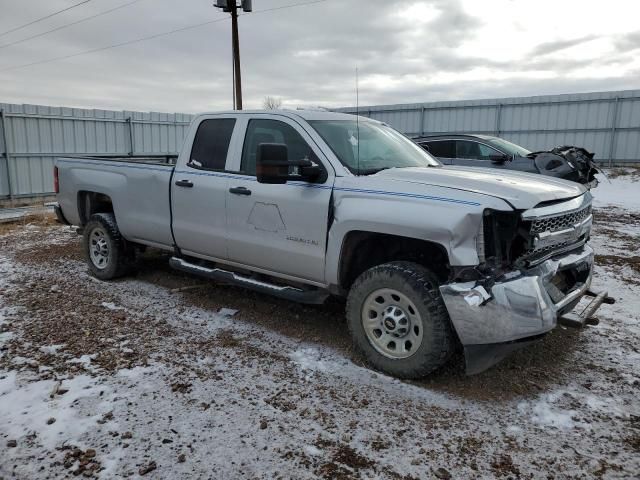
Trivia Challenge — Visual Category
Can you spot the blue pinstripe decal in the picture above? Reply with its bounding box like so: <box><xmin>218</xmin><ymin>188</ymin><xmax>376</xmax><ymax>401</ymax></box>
<box><xmin>332</xmin><ymin>187</ymin><xmax>481</xmax><ymax>206</ymax></box>
<box><xmin>58</xmin><ymin>158</ymin><xmax>481</xmax><ymax>207</ymax></box>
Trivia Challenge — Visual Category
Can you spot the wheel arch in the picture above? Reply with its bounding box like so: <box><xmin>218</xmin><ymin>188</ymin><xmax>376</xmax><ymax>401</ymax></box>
<box><xmin>336</xmin><ymin>230</ymin><xmax>451</xmax><ymax>292</ymax></box>
<box><xmin>77</xmin><ymin>191</ymin><xmax>115</xmax><ymax>226</ymax></box>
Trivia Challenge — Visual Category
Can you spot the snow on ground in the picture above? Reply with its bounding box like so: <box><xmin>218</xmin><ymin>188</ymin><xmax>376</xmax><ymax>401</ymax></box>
<box><xmin>0</xmin><ymin>173</ymin><xmax>639</xmax><ymax>479</ymax></box>
<box><xmin>592</xmin><ymin>169</ymin><xmax>640</xmax><ymax>209</ymax></box>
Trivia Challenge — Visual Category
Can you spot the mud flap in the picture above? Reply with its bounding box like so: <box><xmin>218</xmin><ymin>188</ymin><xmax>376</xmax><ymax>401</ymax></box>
<box><xmin>53</xmin><ymin>203</ymin><xmax>70</xmax><ymax>225</ymax></box>
<box><xmin>464</xmin><ymin>336</ymin><xmax>544</xmax><ymax>375</ymax></box>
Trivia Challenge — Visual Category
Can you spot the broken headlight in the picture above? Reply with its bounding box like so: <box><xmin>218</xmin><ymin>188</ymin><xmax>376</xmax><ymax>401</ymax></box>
<box><xmin>476</xmin><ymin>216</ymin><xmax>486</xmax><ymax>264</ymax></box>
<box><xmin>481</xmin><ymin>209</ymin><xmax>531</xmax><ymax>267</ymax></box>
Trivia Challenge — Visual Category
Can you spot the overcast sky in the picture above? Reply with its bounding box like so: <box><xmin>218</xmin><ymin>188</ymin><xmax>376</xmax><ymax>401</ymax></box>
<box><xmin>0</xmin><ymin>0</ymin><xmax>639</xmax><ymax>113</ymax></box>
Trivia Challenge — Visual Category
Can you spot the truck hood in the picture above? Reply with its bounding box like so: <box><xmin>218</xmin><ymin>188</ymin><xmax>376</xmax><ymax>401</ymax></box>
<box><xmin>375</xmin><ymin>166</ymin><xmax>586</xmax><ymax>209</ymax></box>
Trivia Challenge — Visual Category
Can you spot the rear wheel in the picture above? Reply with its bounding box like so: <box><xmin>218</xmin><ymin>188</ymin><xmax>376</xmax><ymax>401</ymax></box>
<box><xmin>346</xmin><ymin>261</ymin><xmax>454</xmax><ymax>379</ymax></box>
<box><xmin>83</xmin><ymin>213</ymin><xmax>135</xmax><ymax>280</ymax></box>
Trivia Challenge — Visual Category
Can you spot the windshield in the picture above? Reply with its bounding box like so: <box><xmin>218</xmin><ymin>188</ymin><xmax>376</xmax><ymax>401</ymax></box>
<box><xmin>486</xmin><ymin>137</ymin><xmax>531</xmax><ymax>157</ymax></box>
<box><xmin>309</xmin><ymin>120</ymin><xmax>440</xmax><ymax>175</ymax></box>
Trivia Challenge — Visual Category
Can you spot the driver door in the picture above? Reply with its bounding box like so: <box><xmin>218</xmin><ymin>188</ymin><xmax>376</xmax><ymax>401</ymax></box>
<box><xmin>224</xmin><ymin>116</ymin><xmax>334</xmax><ymax>284</ymax></box>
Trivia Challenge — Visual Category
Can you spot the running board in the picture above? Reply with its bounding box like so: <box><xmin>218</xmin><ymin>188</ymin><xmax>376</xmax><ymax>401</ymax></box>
<box><xmin>558</xmin><ymin>289</ymin><xmax>615</xmax><ymax>328</ymax></box>
<box><xmin>169</xmin><ymin>257</ymin><xmax>329</xmax><ymax>305</ymax></box>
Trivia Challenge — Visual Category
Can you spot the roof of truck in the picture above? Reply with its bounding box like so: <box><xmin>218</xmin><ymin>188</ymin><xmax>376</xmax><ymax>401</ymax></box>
<box><xmin>195</xmin><ymin>109</ymin><xmax>376</xmax><ymax>122</ymax></box>
<box><xmin>412</xmin><ymin>133</ymin><xmax>497</xmax><ymax>141</ymax></box>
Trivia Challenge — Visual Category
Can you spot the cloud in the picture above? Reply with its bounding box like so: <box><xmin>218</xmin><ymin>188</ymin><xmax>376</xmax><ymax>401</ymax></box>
<box><xmin>529</xmin><ymin>35</ymin><xmax>599</xmax><ymax>57</ymax></box>
<box><xmin>614</xmin><ymin>30</ymin><xmax>640</xmax><ymax>52</ymax></box>
<box><xmin>0</xmin><ymin>0</ymin><xmax>637</xmax><ymax>113</ymax></box>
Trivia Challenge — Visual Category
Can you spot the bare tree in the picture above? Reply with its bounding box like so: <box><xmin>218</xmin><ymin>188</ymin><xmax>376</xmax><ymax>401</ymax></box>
<box><xmin>263</xmin><ymin>96</ymin><xmax>283</xmax><ymax>110</ymax></box>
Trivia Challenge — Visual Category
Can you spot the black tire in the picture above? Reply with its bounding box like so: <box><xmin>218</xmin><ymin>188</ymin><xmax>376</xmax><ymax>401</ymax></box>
<box><xmin>83</xmin><ymin>213</ymin><xmax>135</xmax><ymax>280</ymax></box>
<box><xmin>346</xmin><ymin>261</ymin><xmax>455</xmax><ymax>379</ymax></box>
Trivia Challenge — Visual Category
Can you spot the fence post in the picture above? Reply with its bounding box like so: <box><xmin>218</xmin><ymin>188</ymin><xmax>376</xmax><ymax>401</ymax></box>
<box><xmin>0</xmin><ymin>109</ymin><xmax>14</xmax><ymax>199</ymax></box>
<box><xmin>419</xmin><ymin>106</ymin><xmax>425</xmax><ymax>136</ymax></box>
<box><xmin>608</xmin><ymin>97</ymin><xmax>619</xmax><ymax>168</ymax></box>
<box><xmin>126</xmin><ymin>116</ymin><xmax>134</xmax><ymax>156</ymax></box>
<box><xmin>495</xmin><ymin>103</ymin><xmax>502</xmax><ymax>137</ymax></box>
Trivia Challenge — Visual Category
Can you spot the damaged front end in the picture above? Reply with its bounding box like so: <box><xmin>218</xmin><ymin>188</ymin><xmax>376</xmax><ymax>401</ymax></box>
<box><xmin>528</xmin><ymin>145</ymin><xmax>600</xmax><ymax>187</ymax></box>
<box><xmin>440</xmin><ymin>193</ymin><xmax>614</xmax><ymax>374</ymax></box>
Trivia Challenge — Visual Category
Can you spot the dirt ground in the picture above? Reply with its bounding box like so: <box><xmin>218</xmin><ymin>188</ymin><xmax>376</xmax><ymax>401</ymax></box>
<box><xmin>0</xmin><ymin>201</ymin><xmax>639</xmax><ymax>479</ymax></box>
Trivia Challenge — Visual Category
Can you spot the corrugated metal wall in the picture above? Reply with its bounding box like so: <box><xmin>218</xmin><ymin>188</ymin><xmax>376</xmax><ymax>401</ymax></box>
<box><xmin>2</xmin><ymin>91</ymin><xmax>639</xmax><ymax>199</ymax></box>
<box><xmin>0</xmin><ymin>103</ymin><xmax>193</xmax><ymax>199</ymax></box>
<box><xmin>337</xmin><ymin>89</ymin><xmax>640</xmax><ymax>166</ymax></box>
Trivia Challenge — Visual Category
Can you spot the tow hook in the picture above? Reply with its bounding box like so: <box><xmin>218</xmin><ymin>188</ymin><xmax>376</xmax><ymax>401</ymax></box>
<box><xmin>558</xmin><ymin>289</ymin><xmax>615</xmax><ymax>328</ymax></box>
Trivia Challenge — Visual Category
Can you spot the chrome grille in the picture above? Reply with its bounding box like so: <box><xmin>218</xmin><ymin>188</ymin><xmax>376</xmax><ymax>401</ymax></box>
<box><xmin>521</xmin><ymin>242</ymin><xmax>570</xmax><ymax>262</ymax></box>
<box><xmin>530</xmin><ymin>205</ymin><xmax>592</xmax><ymax>234</ymax></box>
<box><xmin>520</xmin><ymin>202</ymin><xmax>593</xmax><ymax>265</ymax></box>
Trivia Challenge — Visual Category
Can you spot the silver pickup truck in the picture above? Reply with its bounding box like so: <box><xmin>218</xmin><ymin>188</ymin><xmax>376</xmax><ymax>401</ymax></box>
<box><xmin>54</xmin><ymin>110</ymin><xmax>612</xmax><ymax>377</ymax></box>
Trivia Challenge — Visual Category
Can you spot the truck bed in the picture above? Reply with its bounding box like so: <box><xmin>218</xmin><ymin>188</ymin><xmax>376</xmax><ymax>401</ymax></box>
<box><xmin>56</xmin><ymin>155</ymin><xmax>176</xmax><ymax>250</ymax></box>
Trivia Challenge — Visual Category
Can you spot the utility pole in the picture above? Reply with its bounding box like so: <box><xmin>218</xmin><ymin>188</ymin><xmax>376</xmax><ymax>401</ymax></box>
<box><xmin>230</xmin><ymin>3</ymin><xmax>242</xmax><ymax>110</ymax></box>
<box><xmin>215</xmin><ymin>0</ymin><xmax>252</xmax><ymax>110</ymax></box>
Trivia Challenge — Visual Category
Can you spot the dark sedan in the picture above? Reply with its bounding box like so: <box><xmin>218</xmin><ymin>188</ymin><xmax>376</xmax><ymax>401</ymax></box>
<box><xmin>414</xmin><ymin>134</ymin><xmax>598</xmax><ymax>186</ymax></box>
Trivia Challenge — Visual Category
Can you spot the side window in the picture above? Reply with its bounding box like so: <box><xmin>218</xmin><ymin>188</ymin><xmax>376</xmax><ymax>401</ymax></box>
<box><xmin>477</xmin><ymin>143</ymin><xmax>502</xmax><ymax>160</ymax></box>
<box><xmin>188</xmin><ymin>118</ymin><xmax>236</xmax><ymax>170</ymax></box>
<box><xmin>455</xmin><ymin>140</ymin><xmax>481</xmax><ymax>159</ymax></box>
<box><xmin>240</xmin><ymin>119</ymin><xmax>318</xmax><ymax>176</ymax></box>
<box><xmin>424</xmin><ymin>140</ymin><xmax>454</xmax><ymax>158</ymax></box>
<box><xmin>455</xmin><ymin>140</ymin><xmax>501</xmax><ymax>160</ymax></box>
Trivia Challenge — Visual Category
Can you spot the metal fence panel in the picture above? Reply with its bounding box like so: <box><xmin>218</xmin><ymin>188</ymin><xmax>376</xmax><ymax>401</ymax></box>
<box><xmin>0</xmin><ymin>103</ymin><xmax>193</xmax><ymax>199</ymax></box>
<box><xmin>0</xmin><ymin>109</ymin><xmax>9</xmax><ymax>197</ymax></box>
<box><xmin>337</xmin><ymin>89</ymin><xmax>640</xmax><ymax>166</ymax></box>
<box><xmin>3</xmin><ymin>92</ymin><xmax>639</xmax><ymax>199</ymax></box>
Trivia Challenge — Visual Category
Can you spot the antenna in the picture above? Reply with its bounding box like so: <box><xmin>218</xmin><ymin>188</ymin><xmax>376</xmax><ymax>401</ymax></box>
<box><xmin>356</xmin><ymin>66</ymin><xmax>360</xmax><ymax>175</ymax></box>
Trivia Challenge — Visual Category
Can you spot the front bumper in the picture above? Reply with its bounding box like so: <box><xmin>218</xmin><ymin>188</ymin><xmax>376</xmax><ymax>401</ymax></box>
<box><xmin>440</xmin><ymin>245</ymin><xmax>601</xmax><ymax>372</ymax></box>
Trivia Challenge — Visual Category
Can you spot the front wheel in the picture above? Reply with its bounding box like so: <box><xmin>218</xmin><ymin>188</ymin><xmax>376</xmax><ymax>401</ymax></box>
<box><xmin>83</xmin><ymin>213</ymin><xmax>135</xmax><ymax>280</ymax></box>
<box><xmin>346</xmin><ymin>261</ymin><xmax>455</xmax><ymax>379</ymax></box>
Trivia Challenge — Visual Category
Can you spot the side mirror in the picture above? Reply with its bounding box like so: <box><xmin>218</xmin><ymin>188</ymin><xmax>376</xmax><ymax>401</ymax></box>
<box><xmin>256</xmin><ymin>143</ymin><xmax>289</xmax><ymax>184</ymax></box>
<box><xmin>256</xmin><ymin>143</ymin><xmax>324</xmax><ymax>184</ymax></box>
<box><xmin>489</xmin><ymin>154</ymin><xmax>509</xmax><ymax>163</ymax></box>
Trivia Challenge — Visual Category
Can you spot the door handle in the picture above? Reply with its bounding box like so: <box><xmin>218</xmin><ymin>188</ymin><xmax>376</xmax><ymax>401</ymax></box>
<box><xmin>229</xmin><ymin>186</ymin><xmax>252</xmax><ymax>196</ymax></box>
<box><xmin>175</xmin><ymin>179</ymin><xmax>194</xmax><ymax>188</ymax></box>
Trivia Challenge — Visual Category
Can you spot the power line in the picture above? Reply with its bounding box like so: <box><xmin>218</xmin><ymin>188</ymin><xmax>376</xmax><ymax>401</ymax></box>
<box><xmin>0</xmin><ymin>0</ymin><xmax>329</xmax><ymax>73</ymax></box>
<box><xmin>0</xmin><ymin>0</ymin><xmax>144</xmax><ymax>50</ymax></box>
<box><xmin>249</xmin><ymin>0</ymin><xmax>327</xmax><ymax>14</ymax></box>
<box><xmin>0</xmin><ymin>17</ymin><xmax>229</xmax><ymax>73</ymax></box>
<box><xmin>0</xmin><ymin>0</ymin><xmax>93</xmax><ymax>38</ymax></box>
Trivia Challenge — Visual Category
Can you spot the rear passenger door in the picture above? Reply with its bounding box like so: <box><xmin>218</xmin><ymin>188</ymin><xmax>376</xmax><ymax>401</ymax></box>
<box><xmin>421</xmin><ymin>140</ymin><xmax>455</xmax><ymax>165</ymax></box>
<box><xmin>171</xmin><ymin>116</ymin><xmax>238</xmax><ymax>260</ymax></box>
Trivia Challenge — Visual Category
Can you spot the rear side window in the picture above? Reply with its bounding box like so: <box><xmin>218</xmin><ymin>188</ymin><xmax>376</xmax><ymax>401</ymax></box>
<box><xmin>423</xmin><ymin>140</ymin><xmax>454</xmax><ymax>158</ymax></box>
<box><xmin>188</xmin><ymin>118</ymin><xmax>236</xmax><ymax>170</ymax></box>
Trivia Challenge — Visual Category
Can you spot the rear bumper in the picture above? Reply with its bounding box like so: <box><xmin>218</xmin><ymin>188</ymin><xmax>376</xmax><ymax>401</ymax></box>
<box><xmin>440</xmin><ymin>245</ymin><xmax>599</xmax><ymax>372</ymax></box>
